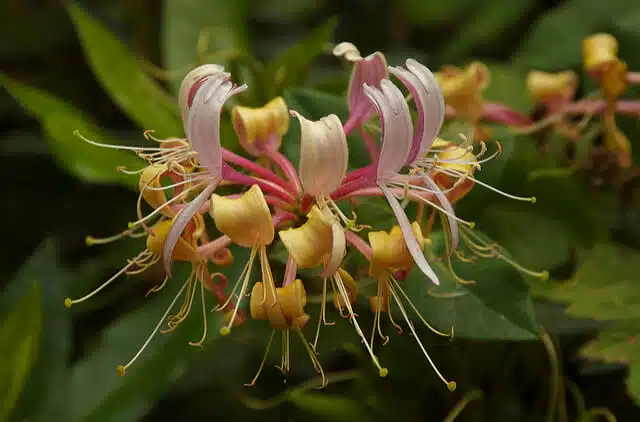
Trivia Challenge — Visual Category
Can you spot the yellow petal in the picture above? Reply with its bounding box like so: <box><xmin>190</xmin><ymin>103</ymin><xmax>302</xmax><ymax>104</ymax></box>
<box><xmin>526</xmin><ymin>70</ymin><xmax>578</xmax><ymax>103</ymax></box>
<box><xmin>139</xmin><ymin>164</ymin><xmax>174</xmax><ymax>217</ymax></box>
<box><xmin>210</xmin><ymin>185</ymin><xmax>274</xmax><ymax>247</ymax></box>
<box><xmin>436</xmin><ymin>62</ymin><xmax>489</xmax><ymax>122</ymax></box>
<box><xmin>333</xmin><ymin>268</ymin><xmax>357</xmax><ymax>309</ymax></box>
<box><xmin>146</xmin><ymin>220</ymin><xmax>196</xmax><ymax>262</ymax></box>
<box><xmin>232</xmin><ymin>97</ymin><xmax>289</xmax><ymax>156</ymax></box>
<box><xmin>583</xmin><ymin>33</ymin><xmax>619</xmax><ymax>73</ymax></box>
<box><xmin>279</xmin><ymin>205</ymin><xmax>334</xmax><ymax>268</ymax></box>
<box><xmin>369</xmin><ymin>222</ymin><xmax>424</xmax><ymax>276</ymax></box>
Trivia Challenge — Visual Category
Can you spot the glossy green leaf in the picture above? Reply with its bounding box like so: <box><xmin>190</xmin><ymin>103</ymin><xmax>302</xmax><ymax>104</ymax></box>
<box><xmin>0</xmin><ymin>284</ymin><xmax>42</xmax><ymax>422</ymax></box>
<box><xmin>0</xmin><ymin>241</ymin><xmax>72</xmax><ymax>422</ymax></box>
<box><xmin>403</xmin><ymin>232</ymin><xmax>538</xmax><ymax>340</ymax></box>
<box><xmin>0</xmin><ymin>74</ymin><xmax>141</xmax><ymax>189</ymax></box>
<box><xmin>514</xmin><ymin>0</ymin><xmax>638</xmax><ymax>69</ymax></box>
<box><xmin>162</xmin><ymin>0</ymin><xmax>250</xmax><ymax>94</ymax></box>
<box><xmin>283</xmin><ymin>88</ymin><xmax>370</xmax><ymax>170</ymax></box>
<box><xmin>68</xmin><ymin>3</ymin><xmax>181</xmax><ymax>138</ymax></box>
<box><xmin>264</xmin><ymin>18</ymin><xmax>337</xmax><ymax>97</ymax></box>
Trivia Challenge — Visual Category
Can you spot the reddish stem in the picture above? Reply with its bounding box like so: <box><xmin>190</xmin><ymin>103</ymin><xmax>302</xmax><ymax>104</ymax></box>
<box><xmin>222</xmin><ymin>148</ymin><xmax>293</xmax><ymax>192</ymax></box>
<box><xmin>345</xmin><ymin>231</ymin><xmax>372</xmax><ymax>260</ymax></box>
<box><xmin>263</xmin><ymin>146</ymin><xmax>302</xmax><ymax>194</ymax></box>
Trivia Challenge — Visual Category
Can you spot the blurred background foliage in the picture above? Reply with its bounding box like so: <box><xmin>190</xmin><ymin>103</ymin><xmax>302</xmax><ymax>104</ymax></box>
<box><xmin>1</xmin><ymin>0</ymin><xmax>640</xmax><ymax>421</ymax></box>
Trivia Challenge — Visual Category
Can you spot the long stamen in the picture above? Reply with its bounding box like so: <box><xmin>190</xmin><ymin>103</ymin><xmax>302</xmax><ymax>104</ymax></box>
<box><xmin>220</xmin><ymin>246</ymin><xmax>258</xmax><ymax>335</ymax></box>
<box><xmin>116</xmin><ymin>280</ymin><xmax>190</xmax><ymax>376</ymax></box>
<box><xmin>246</xmin><ymin>330</ymin><xmax>276</xmax><ymax>386</ymax></box>
<box><xmin>297</xmin><ymin>329</ymin><xmax>327</xmax><ymax>387</ymax></box>
<box><xmin>189</xmin><ymin>265</ymin><xmax>209</xmax><ymax>347</ymax></box>
<box><xmin>312</xmin><ymin>278</ymin><xmax>335</xmax><ymax>352</ymax></box>
<box><xmin>85</xmin><ymin>228</ymin><xmax>146</xmax><ymax>246</ymax></box>
<box><xmin>163</xmin><ymin>268</ymin><xmax>198</xmax><ymax>332</ymax></box>
<box><xmin>64</xmin><ymin>251</ymin><xmax>150</xmax><ymax>307</ymax></box>
<box><xmin>146</xmin><ymin>275</ymin><xmax>169</xmax><ymax>297</ymax></box>
<box><xmin>440</xmin><ymin>169</ymin><xmax>536</xmax><ymax>203</ymax></box>
<box><xmin>391</xmin><ymin>277</ymin><xmax>451</xmax><ymax>337</ymax></box>
<box><xmin>333</xmin><ymin>272</ymin><xmax>388</xmax><ymax>377</ymax></box>
<box><xmin>387</xmin><ymin>282</ymin><xmax>456</xmax><ymax>391</ymax></box>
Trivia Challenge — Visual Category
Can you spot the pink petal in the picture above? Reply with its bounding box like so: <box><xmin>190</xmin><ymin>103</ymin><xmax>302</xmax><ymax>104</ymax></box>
<box><xmin>389</xmin><ymin>59</ymin><xmax>444</xmax><ymax>164</ymax></box>
<box><xmin>178</xmin><ymin>64</ymin><xmax>226</xmax><ymax>129</ymax></box>
<box><xmin>162</xmin><ymin>183</ymin><xmax>217</xmax><ymax>275</ymax></box>
<box><xmin>382</xmin><ymin>187</ymin><xmax>440</xmax><ymax>285</ymax></box>
<box><xmin>363</xmin><ymin>80</ymin><xmax>413</xmax><ymax>181</ymax></box>
<box><xmin>348</xmin><ymin>52</ymin><xmax>388</xmax><ymax>123</ymax></box>
<box><xmin>187</xmin><ymin>74</ymin><xmax>247</xmax><ymax>175</ymax></box>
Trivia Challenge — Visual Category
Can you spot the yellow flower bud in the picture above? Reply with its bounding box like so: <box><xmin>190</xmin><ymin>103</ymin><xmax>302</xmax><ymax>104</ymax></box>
<box><xmin>583</xmin><ymin>33</ymin><xmax>619</xmax><ymax>73</ymax></box>
<box><xmin>436</xmin><ymin>62</ymin><xmax>490</xmax><ymax>122</ymax></box>
<box><xmin>210</xmin><ymin>185</ymin><xmax>274</xmax><ymax>247</ymax></box>
<box><xmin>139</xmin><ymin>164</ymin><xmax>174</xmax><ymax>217</ymax></box>
<box><xmin>279</xmin><ymin>206</ymin><xmax>333</xmax><ymax>268</ymax></box>
<box><xmin>369</xmin><ymin>222</ymin><xmax>424</xmax><ymax>276</ymax></box>
<box><xmin>146</xmin><ymin>220</ymin><xmax>196</xmax><ymax>262</ymax></box>
<box><xmin>526</xmin><ymin>70</ymin><xmax>578</xmax><ymax>103</ymax></box>
<box><xmin>250</xmin><ymin>279</ymin><xmax>310</xmax><ymax>329</ymax></box>
<box><xmin>232</xmin><ymin>97</ymin><xmax>289</xmax><ymax>156</ymax></box>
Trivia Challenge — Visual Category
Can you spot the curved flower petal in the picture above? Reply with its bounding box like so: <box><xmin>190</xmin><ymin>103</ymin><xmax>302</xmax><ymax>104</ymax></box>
<box><xmin>390</xmin><ymin>59</ymin><xmax>445</xmax><ymax>164</ymax></box>
<box><xmin>186</xmin><ymin>73</ymin><xmax>247</xmax><ymax>175</ymax></box>
<box><xmin>292</xmin><ymin>111</ymin><xmax>348</xmax><ymax>196</ymax></box>
<box><xmin>178</xmin><ymin>64</ymin><xmax>225</xmax><ymax>127</ymax></box>
<box><xmin>382</xmin><ymin>187</ymin><xmax>439</xmax><ymax>285</ymax></box>
<box><xmin>363</xmin><ymin>79</ymin><xmax>413</xmax><ymax>181</ymax></box>
<box><xmin>420</xmin><ymin>174</ymin><xmax>458</xmax><ymax>252</ymax></box>
<box><xmin>334</xmin><ymin>42</ymin><xmax>388</xmax><ymax>125</ymax></box>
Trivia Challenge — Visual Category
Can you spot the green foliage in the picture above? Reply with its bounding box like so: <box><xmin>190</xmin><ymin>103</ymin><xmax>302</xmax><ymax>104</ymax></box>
<box><xmin>0</xmin><ymin>284</ymin><xmax>42</xmax><ymax>422</ymax></box>
<box><xmin>0</xmin><ymin>74</ymin><xmax>141</xmax><ymax>189</ymax></box>
<box><xmin>68</xmin><ymin>3</ymin><xmax>182</xmax><ymax>138</ymax></box>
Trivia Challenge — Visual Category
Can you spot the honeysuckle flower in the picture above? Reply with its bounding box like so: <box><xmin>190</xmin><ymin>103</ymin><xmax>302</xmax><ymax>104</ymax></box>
<box><xmin>526</xmin><ymin>70</ymin><xmax>578</xmax><ymax>111</ymax></box>
<box><xmin>164</xmin><ymin>66</ymin><xmax>248</xmax><ymax>273</ymax></box>
<box><xmin>247</xmin><ymin>278</ymin><xmax>325</xmax><ymax>386</ymax></box>
<box><xmin>232</xmin><ymin>97</ymin><xmax>290</xmax><ymax>156</ymax></box>
<box><xmin>582</xmin><ymin>33</ymin><xmax>632</xmax><ymax>168</ymax></box>
<box><xmin>436</xmin><ymin>61</ymin><xmax>490</xmax><ymax>124</ymax></box>
<box><xmin>209</xmin><ymin>184</ymin><xmax>276</xmax><ymax>334</ymax></box>
<box><xmin>333</xmin><ymin>42</ymin><xmax>388</xmax><ymax>133</ymax></box>
<box><xmin>367</xmin><ymin>223</ymin><xmax>455</xmax><ymax>391</ymax></box>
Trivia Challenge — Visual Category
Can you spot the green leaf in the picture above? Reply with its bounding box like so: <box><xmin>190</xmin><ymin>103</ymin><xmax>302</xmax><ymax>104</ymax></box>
<box><xmin>289</xmin><ymin>392</ymin><xmax>365</xmax><ymax>422</ymax></box>
<box><xmin>0</xmin><ymin>284</ymin><xmax>42</xmax><ymax>422</ymax></box>
<box><xmin>514</xmin><ymin>0</ymin><xmax>638</xmax><ymax>69</ymax></box>
<box><xmin>0</xmin><ymin>74</ymin><xmax>141</xmax><ymax>189</ymax></box>
<box><xmin>162</xmin><ymin>0</ymin><xmax>250</xmax><ymax>94</ymax></box>
<box><xmin>399</xmin><ymin>0</ymin><xmax>474</xmax><ymax>26</ymax></box>
<box><xmin>483</xmin><ymin>62</ymin><xmax>532</xmax><ymax>113</ymax></box>
<box><xmin>0</xmin><ymin>241</ymin><xmax>72</xmax><ymax>422</ymax></box>
<box><xmin>404</xmin><ymin>232</ymin><xmax>538</xmax><ymax>340</ymax></box>
<box><xmin>68</xmin><ymin>3</ymin><xmax>181</xmax><ymax>137</ymax></box>
<box><xmin>283</xmin><ymin>88</ymin><xmax>370</xmax><ymax>170</ymax></box>
<box><xmin>628</xmin><ymin>364</ymin><xmax>640</xmax><ymax>404</ymax></box>
<box><xmin>264</xmin><ymin>18</ymin><xmax>337</xmax><ymax>97</ymax></box>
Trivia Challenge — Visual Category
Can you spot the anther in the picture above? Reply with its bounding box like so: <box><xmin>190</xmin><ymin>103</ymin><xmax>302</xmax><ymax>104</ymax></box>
<box><xmin>64</xmin><ymin>298</ymin><xmax>73</xmax><ymax>308</ymax></box>
<box><xmin>116</xmin><ymin>365</ymin><xmax>127</xmax><ymax>376</ymax></box>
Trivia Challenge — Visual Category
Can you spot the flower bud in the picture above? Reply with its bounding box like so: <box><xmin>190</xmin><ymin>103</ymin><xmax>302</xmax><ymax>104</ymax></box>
<box><xmin>526</xmin><ymin>70</ymin><xmax>578</xmax><ymax>104</ymax></box>
<box><xmin>582</xmin><ymin>34</ymin><xmax>628</xmax><ymax>98</ymax></box>
<box><xmin>369</xmin><ymin>222</ymin><xmax>424</xmax><ymax>276</ymax></box>
<box><xmin>232</xmin><ymin>97</ymin><xmax>289</xmax><ymax>156</ymax></box>
<box><xmin>292</xmin><ymin>111</ymin><xmax>348</xmax><ymax>196</ymax></box>
<box><xmin>250</xmin><ymin>279</ymin><xmax>310</xmax><ymax>329</ymax></box>
<box><xmin>210</xmin><ymin>185</ymin><xmax>274</xmax><ymax>247</ymax></box>
<box><xmin>436</xmin><ymin>62</ymin><xmax>490</xmax><ymax>122</ymax></box>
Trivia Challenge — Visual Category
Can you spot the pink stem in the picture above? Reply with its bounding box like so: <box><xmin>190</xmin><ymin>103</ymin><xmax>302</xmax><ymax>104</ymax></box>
<box><xmin>628</xmin><ymin>72</ymin><xmax>640</xmax><ymax>84</ymax></box>
<box><xmin>344</xmin><ymin>163</ymin><xmax>375</xmax><ymax>183</ymax></box>
<box><xmin>282</xmin><ymin>256</ymin><xmax>298</xmax><ymax>287</ymax></box>
<box><xmin>343</xmin><ymin>113</ymin><xmax>360</xmax><ymax>135</ymax></box>
<box><xmin>358</xmin><ymin>125</ymin><xmax>380</xmax><ymax>162</ymax></box>
<box><xmin>222</xmin><ymin>148</ymin><xmax>293</xmax><ymax>193</ymax></box>
<box><xmin>345</xmin><ymin>231</ymin><xmax>371</xmax><ymax>260</ymax></box>
<box><xmin>559</xmin><ymin>99</ymin><xmax>640</xmax><ymax>117</ymax></box>
<box><xmin>197</xmin><ymin>235</ymin><xmax>232</xmax><ymax>260</ymax></box>
<box><xmin>264</xmin><ymin>146</ymin><xmax>302</xmax><ymax>194</ymax></box>
<box><xmin>223</xmin><ymin>164</ymin><xmax>296</xmax><ymax>203</ymax></box>
<box><xmin>332</xmin><ymin>175</ymin><xmax>375</xmax><ymax>200</ymax></box>
<box><xmin>482</xmin><ymin>103</ymin><xmax>533</xmax><ymax>126</ymax></box>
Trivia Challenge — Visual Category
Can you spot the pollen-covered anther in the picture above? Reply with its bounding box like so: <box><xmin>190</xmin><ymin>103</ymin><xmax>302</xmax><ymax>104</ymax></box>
<box><xmin>369</xmin><ymin>222</ymin><xmax>424</xmax><ymax>277</ymax></box>
<box><xmin>436</xmin><ymin>62</ymin><xmax>490</xmax><ymax>122</ymax></box>
<box><xmin>430</xmin><ymin>138</ymin><xmax>479</xmax><ymax>192</ymax></box>
<box><xmin>210</xmin><ymin>184</ymin><xmax>275</xmax><ymax>247</ymax></box>
<box><xmin>232</xmin><ymin>97</ymin><xmax>289</xmax><ymax>156</ymax></box>
<box><xmin>250</xmin><ymin>279</ymin><xmax>310</xmax><ymax>329</ymax></box>
<box><xmin>526</xmin><ymin>70</ymin><xmax>578</xmax><ymax>104</ymax></box>
<box><xmin>279</xmin><ymin>205</ymin><xmax>334</xmax><ymax>269</ymax></box>
<box><xmin>582</xmin><ymin>33</ymin><xmax>628</xmax><ymax>98</ymax></box>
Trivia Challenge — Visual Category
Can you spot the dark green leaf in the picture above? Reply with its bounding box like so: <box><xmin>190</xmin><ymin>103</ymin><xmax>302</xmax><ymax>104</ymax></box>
<box><xmin>404</xmin><ymin>232</ymin><xmax>538</xmax><ymax>340</ymax></box>
<box><xmin>483</xmin><ymin>63</ymin><xmax>532</xmax><ymax>113</ymax></box>
<box><xmin>68</xmin><ymin>3</ymin><xmax>181</xmax><ymax>137</ymax></box>
<box><xmin>0</xmin><ymin>241</ymin><xmax>72</xmax><ymax>422</ymax></box>
<box><xmin>514</xmin><ymin>0</ymin><xmax>638</xmax><ymax>69</ymax></box>
<box><xmin>264</xmin><ymin>18</ymin><xmax>337</xmax><ymax>97</ymax></box>
<box><xmin>628</xmin><ymin>364</ymin><xmax>640</xmax><ymax>404</ymax></box>
<box><xmin>0</xmin><ymin>74</ymin><xmax>140</xmax><ymax>189</ymax></box>
<box><xmin>289</xmin><ymin>392</ymin><xmax>365</xmax><ymax>422</ymax></box>
<box><xmin>399</xmin><ymin>0</ymin><xmax>474</xmax><ymax>26</ymax></box>
<box><xmin>0</xmin><ymin>284</ymin><xmax>42</xmax><ymax>422</ymax></box>
<box><xmin>162</xmin><ymin>0</ymin><xmax>250</xmax><ymax>94</ymax></box>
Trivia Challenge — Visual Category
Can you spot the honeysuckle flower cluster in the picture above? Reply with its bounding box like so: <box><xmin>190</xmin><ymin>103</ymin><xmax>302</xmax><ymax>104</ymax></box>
<box><xmin>68</xmin><ymin>41</ymin><xmax>551</xmax><ymax>389</ymax></box>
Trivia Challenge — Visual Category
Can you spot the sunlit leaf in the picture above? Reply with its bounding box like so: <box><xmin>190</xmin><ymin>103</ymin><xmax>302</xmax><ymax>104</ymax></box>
<box><xmin>68</xmin><ymin>3</ymin><xmax>181</xmax><ymax>138</ymax></box>
<box><xmin>0</xmin><ymin>74</ymin><xmax>141</xmax><ymax>189</ymax></box>
<box><xmin>0</xmin><ymin>284</ymin><xmax>42</xmax><ymax>422</ymax></box>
